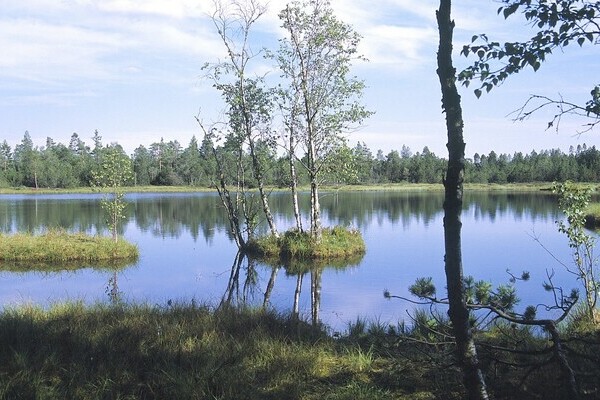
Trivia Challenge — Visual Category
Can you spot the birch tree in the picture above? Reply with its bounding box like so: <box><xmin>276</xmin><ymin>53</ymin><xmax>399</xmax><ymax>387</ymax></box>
<box><xmin>204</xmin><ymin>0</ymin><xmax>279</xmax><ymax>238</ymax></box>
<box><xmin>92</xmin><ymin>145</ymin><xmax>133</xmax><ymax>243</ymax></box>
<box><xmin>274</xmin><ymin>0</ymin><xmax>372</xmax><ymax>240</ymax></box>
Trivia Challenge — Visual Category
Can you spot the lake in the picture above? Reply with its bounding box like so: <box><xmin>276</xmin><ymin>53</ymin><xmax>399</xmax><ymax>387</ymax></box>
<box><xmin>0</xmin><ymin>190</ymin><xmax>587</xmax><ymax>332</ymax></box>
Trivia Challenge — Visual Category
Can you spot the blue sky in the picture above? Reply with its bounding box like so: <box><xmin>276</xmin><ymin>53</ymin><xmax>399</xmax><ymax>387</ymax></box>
<box><xmin>1</xmin><ymin>0</ymin><xmax>598</xmax><ymax>158</ymax></box>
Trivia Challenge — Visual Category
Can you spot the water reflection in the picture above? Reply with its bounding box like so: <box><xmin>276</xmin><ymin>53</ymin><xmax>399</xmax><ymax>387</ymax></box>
<box><xmin>220</xmin><ymin>252</ymin><xmax>254</xmax><ymax>306</ymax></box>
<box><xmin>106</xmin><ymin>271</ymin><xmax>121</xmax><ymax>304</ymax></box>
<box><xmin>218</xmin><ymin>251</ymin><xmax>364</xmax><ymax>326</ymax></box>
<box><xmin>0</xmin><ymin>190</ymin><xmax>583</xmax><ymax>330</ymax></box>
<box><xmin>0</xmin><ymin>191</ymin><xmax>563</xmax><ymax>240</ymax></box>
<box><xmin>0</xmin><ymin>259</ymin><xmax>132</xmax><ymax>273</ymax></box>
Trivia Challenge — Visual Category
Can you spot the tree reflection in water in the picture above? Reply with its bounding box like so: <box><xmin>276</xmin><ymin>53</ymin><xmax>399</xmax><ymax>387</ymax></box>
<box><xmin>106</xmin><ymin>271</ymin><xmax>121</xmax><ymax>305</ymax></box>
<box><xmin>220</xmin><ymin>252</ymin><xmax>363</xmax><ymax>326</ymax></box>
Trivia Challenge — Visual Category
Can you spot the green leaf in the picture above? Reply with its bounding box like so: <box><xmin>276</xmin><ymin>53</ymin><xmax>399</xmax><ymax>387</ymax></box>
<box><xmin>587</xmin><ymin>33</ymin><xmax>594</xmax><ymax>42</ymax></box>
<box><xmin>474</xmin><ymin>89</ymin><xmax>482</xmax><ymax>99</ymax></box>
<box><xmin>503</xmin><ymin>4</ymin><xmax>519</xmax><ymax>19</ymax></box>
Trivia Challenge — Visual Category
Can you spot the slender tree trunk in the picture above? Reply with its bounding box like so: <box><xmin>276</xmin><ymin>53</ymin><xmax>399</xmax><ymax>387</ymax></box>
<box><xmin>310</xmin><ymin>176</ymin><xmax>321</xmax><ymax>240</ymax></box>
<box><xmin>263</xmin><ymin>266</ymin><xmax>280</xmax><ymax>307</ymax></box>
<box><xmin>195</xmin><ymin>117</ymin><xmax>245</xmax><ymax>248</ymax></box>
<box><xmin>310</xmin><ymin>268</ymin><xmax>322</xmax><ymax>326</ymax></box>
<box><xmin>289</xmin><ymin>133</ymin><xmax>303</xmax><ymax>232</ymax></box>
<box><xmin>237</xmin><ymin>148</ymin><xmax>253</xmax><ymax>242</ymax></box>
<box><xmin>436</xmin><ymin>1</ymin><xmax>488</xmax><ymax>399</ymax></box>
<box><xmin>293</xmin><ymin>273</ymin><xmax>304</xmax><ymax>317</ymax></box>
<box><xmin>308</xmin><ymin>136</ymin><xmax>322</xmax><ymax>240</ymax></box>
<box><xmin>243</xmin><ymin>82</ymin><xmax>278</xmax><ymax>237</ymax></box>
<box><xmin>247</xmin><ymin>138</ymin><xmax>278</xmax><ymax>237</ymax></box>
<box><xmin>212</xmin><ymin>147</ymin><xmax>245</xmax><ymax>249</ymax></box>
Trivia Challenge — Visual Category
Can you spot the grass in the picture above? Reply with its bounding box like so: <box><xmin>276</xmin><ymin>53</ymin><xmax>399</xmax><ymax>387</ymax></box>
<box><xmin>0</xmin><ymin>302</ymin><xmax>436</xmax><ymax>400</ymax></box>
<box><xmin>585</xmin><ymin>202</ymin><xmax>600</xmax><ymax>229</ymax></box>
<box><xmin>0</xmin><ymin>230</ymin><xmax>138</xmax><ymax>265</ymax></box>
<box><xmin>247</xmin><ymin>226</ymin><xmax>366</xmax><ymax>263</ymax></box>
<box><xmin>0</xmin><ymin>302</ymin><xmax>597</xmax><ymax>399</ymax></box>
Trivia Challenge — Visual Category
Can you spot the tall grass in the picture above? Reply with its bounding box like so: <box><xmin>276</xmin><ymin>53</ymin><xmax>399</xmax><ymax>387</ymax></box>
<box><xmin>0</xmin><ymin>230</ymin><xmax>138</xmax><ymax>264</ymax></box>
<box><xmin>0</xmin><ymin>302</ymin><xmax>596</xmax><ymax>399</ymax></box>
<box><xmin>0</xmin><ymin>302</ymin><xmax>415</xmax><ymax>400</ymax></box>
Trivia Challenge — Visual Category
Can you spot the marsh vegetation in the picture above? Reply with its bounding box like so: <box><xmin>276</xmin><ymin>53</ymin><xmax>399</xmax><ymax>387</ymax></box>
<box><xmin>0</xmin><ymin>230</ymin><xmax>138</xmax><ymax>265</ymax></box>
<box><xmin>0</xmin><ymin>302</ymin><xmax>597</xmax><ymax>400</ymax></box>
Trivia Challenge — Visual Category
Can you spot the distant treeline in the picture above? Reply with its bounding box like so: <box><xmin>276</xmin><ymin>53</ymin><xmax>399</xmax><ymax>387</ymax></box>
<box><xmin>1</xmin><ymin>130</ymin><xmax>599</xmax><ymax>189</ymax></box>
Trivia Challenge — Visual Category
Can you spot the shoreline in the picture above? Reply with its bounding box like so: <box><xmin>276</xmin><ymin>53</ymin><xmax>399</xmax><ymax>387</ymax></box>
<box><xmin>2</xmin><ymin>182</ymin><xmax>597</xmax><ymax>195</ymax></box>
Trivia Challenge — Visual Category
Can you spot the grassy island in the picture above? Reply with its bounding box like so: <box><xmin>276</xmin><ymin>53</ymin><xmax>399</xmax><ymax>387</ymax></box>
<box><xmin>0</xmin><ymin>230</ymin><xmax>138</xmax><ymax>265</ymax></box>
<box><xmin>585</xmin><ymin>202</ymin><xmax>600</xmax><ymax>229</ymax></box>
<box><xmin>246</xmin><ymin>226</ymin><xmax>366</xmax><ymax>261</ymax></box>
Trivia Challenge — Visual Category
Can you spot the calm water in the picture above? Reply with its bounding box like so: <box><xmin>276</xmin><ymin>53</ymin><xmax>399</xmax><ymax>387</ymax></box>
<box><xmin>0</xmin><ymin>191</ymin><xmax>585</xmax><ymax>331</ymax></box>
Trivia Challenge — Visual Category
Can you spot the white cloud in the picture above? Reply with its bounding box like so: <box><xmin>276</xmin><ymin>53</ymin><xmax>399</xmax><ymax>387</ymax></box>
<box><xmin>332</xmin><ymin>1</ymin><xmax>438</xmax><ymax>70</ymax></box>
<box><xmin>97</xmin><ymin>0</ymin><xmax>211</xmax><ymax>19</ymax></box>
<box><xmin>0</xmin><ymin>90</ymin><xmax>98</xmax><ymax>107</ymax></box>
<box><xmin>0</xmin><ymin>18</ymin><xmax>127</xmax><ymax>83</ymax></box>
<box><xmin>2</xmin><ymin>0</ymin><xmax>593</xmax><ymax>157</ymax></box>
<box><xmin>360</xmin><ymin>25</ymin><xmax>437</xmax><ymax>68</ymax></box>
<box><xmin>0</xmin><ymin>2</ymin><xmax>226</xmax><ymax>94</ymax></box>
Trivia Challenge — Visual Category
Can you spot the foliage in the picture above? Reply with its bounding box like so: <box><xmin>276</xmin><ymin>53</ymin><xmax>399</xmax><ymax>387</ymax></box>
<box><xmin>3</xmin><ymin>132</ymin><xmax>600</xmax><ymax>189</ymax></box>
<box><xmin>409</xmin><ymin>277</ymin><xmax>437</xmax><ymax>299</ymax></box>
<box><xmin>91</xmin><ymin>146</ymin><xmax>134</xmax><ymax>242</ymax></box>
<box><xmin>553</xmin><ymin>181</ymin><xmax>599</xmax><ymax>322</ymax></box>
<box><xmin>392</xmin><ymin>268</ymin><xmax>585</xmax><ymax>397</ymax></box>
<box><xmin>274</xmin><ymin>0</ymin><xmax>373</xmax><ymax>239</ymax></box>
<box><xmin>198</xmin><ymin>0</ymin><xmax>280</xmax><ymax>246</ymax></box>
<box><xmin>459</xmin><ymin>0</ymin><xmax>600</xmax><ymax>130</ymax></box>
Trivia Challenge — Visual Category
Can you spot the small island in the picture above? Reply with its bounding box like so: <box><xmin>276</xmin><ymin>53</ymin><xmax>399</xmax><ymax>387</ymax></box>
<box><xmin>0</xmin><ymin>230</ymin><xmax>138</xmax><ymax>265</ymax></box>
<box><xmin>585</xmin><ymin>202</ymin><xmax>600</xmax><ymax>229</ymax></box>
<box><xmin>247</xmin><ymin>226</ymin><xmax>365</xmax><ymax>261</ymax></box>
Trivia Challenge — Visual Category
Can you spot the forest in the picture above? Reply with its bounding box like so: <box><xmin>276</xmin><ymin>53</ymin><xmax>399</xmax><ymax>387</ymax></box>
<box><xmin>1</xmin><ymin>130</ymin><xmax>599</xmax><ymax>189</ymax></box>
